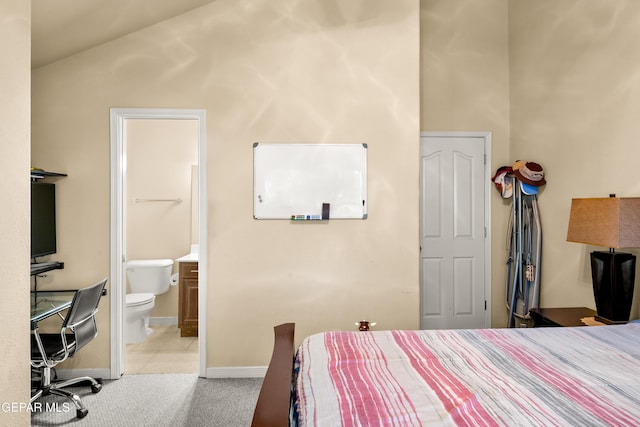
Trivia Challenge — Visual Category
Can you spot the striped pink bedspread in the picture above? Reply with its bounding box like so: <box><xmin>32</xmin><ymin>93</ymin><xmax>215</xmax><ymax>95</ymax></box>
<box><xmin>294</xmin><ymin>324</ymin><xmax>640</xmax><ymax>426</ymax></box>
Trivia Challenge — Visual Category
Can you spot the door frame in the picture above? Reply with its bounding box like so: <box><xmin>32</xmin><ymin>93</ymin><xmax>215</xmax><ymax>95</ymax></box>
<box><xmin>109</xmin><ymin>108</ymin><xmax>207</xmax><ymax>378</ymax></box>
<box><xmin>420</xmin><ymin>131</ymin><xmax>492</xmax><ymax>328</ymax></box>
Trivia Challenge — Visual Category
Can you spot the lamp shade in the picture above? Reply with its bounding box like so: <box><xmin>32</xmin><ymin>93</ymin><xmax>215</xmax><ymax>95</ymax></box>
<box><xmin>566</xmin><ymin>197</ymin><xmax>640</xmax><ymax>248</ymax></box>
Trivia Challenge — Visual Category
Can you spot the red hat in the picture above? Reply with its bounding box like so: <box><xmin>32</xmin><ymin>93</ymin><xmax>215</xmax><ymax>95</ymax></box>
<box><xmin>491</xmin><ymin>166</ymin><xmax>513</xmax><ymax>198</ymax></box>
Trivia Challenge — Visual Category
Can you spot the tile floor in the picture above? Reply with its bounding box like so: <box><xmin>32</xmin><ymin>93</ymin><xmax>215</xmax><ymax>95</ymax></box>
<box><xmin>124</xmin><ymin>324</ymin><xmax>199</xmax><ymax>374</ymax></box>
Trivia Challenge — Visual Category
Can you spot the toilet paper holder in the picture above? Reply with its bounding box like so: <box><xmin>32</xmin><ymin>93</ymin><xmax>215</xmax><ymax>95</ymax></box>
<box><xmin>170</xmin><ymin>273</ymin><xmax>179</xmax><ymax>286</ymax></box>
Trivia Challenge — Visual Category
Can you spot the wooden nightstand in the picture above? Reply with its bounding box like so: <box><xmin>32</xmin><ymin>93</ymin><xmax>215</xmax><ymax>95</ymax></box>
<box><xmin>529</xmin><ymin>307</ymin><xmax>597</xmax><ymax>327</ymax></box>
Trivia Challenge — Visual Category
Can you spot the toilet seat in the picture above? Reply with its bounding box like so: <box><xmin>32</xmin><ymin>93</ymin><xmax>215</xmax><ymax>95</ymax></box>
<box><xmin>126</xmin><ymin>293</ymin><xmax>155</xmax><ymax>307</ymax></box>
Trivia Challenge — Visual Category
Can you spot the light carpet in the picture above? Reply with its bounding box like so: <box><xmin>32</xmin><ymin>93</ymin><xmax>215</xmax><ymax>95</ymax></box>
<box><xmin>31</xmin><ymin>374</ymin><xmax>262</xmax><ymax>426</ymax></box>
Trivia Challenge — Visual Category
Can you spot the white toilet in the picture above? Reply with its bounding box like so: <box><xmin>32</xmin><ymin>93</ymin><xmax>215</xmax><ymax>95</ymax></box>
<box><xmin>125</xmin><ymin>259</ymin><xmax>174</xmax><ymax>344</ymax></box>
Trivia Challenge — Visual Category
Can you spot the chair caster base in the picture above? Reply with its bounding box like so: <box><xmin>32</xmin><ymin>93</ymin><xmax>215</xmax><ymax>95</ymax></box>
<box><xmin>77</xmin><ymin>408</ymin><xmax>88</xmax><ymax>419</ymax></box>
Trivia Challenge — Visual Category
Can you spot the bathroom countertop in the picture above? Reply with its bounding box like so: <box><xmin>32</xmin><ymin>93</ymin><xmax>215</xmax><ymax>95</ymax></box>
<box><xmin>176</xmin><ymin>253</ymin><xmax>198</xmax><ymax>262</ymax></box>
<box><xmin>176</xmin><ymin>244</ymin><xmax>199</xmax><ymax>262</ymax></box>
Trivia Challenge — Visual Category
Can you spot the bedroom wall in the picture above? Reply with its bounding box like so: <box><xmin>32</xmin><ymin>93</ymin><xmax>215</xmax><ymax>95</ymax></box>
<box><xmin>31</xmin><ymin>0</ymin><xmax>420</xmax><ymax>371</ymax></box>
<box><xmin>30</xmin><ymin>0</ymin><xmax>640</xmax><ymax>378</ymax></box>
<box><xmin>420</xmin><ymin>0</ymin><xmax>511</xmax><ymax>327</ymax></box>
<box><xmin>1</xmin><ymin>0</ymin><xmax>31</xmax><ymax>422</ymax></box>
<box><xmin>509</xmin><ymin>0</ymin><xmax>640</xmax><ymax>319</ymax></box>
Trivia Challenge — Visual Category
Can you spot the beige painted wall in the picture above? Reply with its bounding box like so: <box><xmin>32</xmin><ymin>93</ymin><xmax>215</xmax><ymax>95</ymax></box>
<box><xmin>420</xmin><ymin>0</ymin><xmax>511</xmax><ymax>327</ymax></box>
<box><xmin>509</xmin><ymin>0</ymin><xmax>640</xmax><ymax>319</ymax></box>
<box><xmin>31</xmin><ymin>0</ymin><xmax>420</xmax><ymax>370</ymax></box>
<box><xmin>1</xmin><ymin>0</ymin><xmax>31</xmax><ymax>424</ymax></box>
<box><xmin>25</xmin><ymin>0</ymin><xmax>640</xmax><ymax>381</ymax></box>
<box><xmin>126</xmin><ymin>119</ymin><xmax>198</xmax><ymax>317</ymax></box>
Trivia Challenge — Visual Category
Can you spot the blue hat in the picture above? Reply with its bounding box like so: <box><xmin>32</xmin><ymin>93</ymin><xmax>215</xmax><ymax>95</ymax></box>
<box><xmin>520</xmin><ymin>181</ymin><xmax>538</xmax><ymax>195</ymax></box>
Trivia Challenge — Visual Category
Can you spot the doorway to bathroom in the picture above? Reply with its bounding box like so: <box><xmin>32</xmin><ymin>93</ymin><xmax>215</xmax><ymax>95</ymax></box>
<box><xmin>110</xmin><ymin>108</ymin><xmax>207</xmax><ymax>379</ymax></box>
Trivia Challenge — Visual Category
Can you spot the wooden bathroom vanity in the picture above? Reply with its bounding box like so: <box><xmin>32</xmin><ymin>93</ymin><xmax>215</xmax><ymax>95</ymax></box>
<box><xmin>178</xmin><ymin>261</ymin><xmax>198</xmax><ymax>337</ymax></box>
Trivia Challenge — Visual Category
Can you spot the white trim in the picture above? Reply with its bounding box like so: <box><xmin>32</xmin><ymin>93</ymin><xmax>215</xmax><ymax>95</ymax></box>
<box><xmin>149</xmin><ymin>316</ymin><xmax>178</xmax><ymax>326</ymax></box>
<box><xmin>109</xmin><ymin>111</ymin><xmax>125</xmax><ymax>380</ymax></box>
<box><xmin>110</xmin><ymin>108</ymin><xmax>207</xmax><ymax>380</ymax></box>
<box><xmin>56</xmin><ymin>366</ymin><xmax>265</xmax><ymax>380</ymax></box>
<box><xmin>54</xmin><ymin>368</ymin><xmax>111</xmax><ymax>381</ymax></box>
<box><xmin>196</xmin><ymin>112</ymin><xmax>208</xmax><ymax>378</ymax></box>
<box><xmin>420</xmin><ymin>131</ymin><xmax>493</xmax><ymax>328</ymax></box>
<box><xmin>57</xmin><ymin>366</ymin><xmax>264</xmax><ymax>380</ymax></box>
<box><xmin>207</xmin><ymin>366</ymin><xmax>267</xmax><ymax>378</ymax></box>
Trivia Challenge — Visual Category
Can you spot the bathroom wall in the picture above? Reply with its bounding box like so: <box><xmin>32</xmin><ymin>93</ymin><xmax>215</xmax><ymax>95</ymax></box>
<box><xmin>190</xmin><ymin>165</ymin><xmax>199</xmax><ymax>245</ymax></box>
<box><xmin>126</xmin><ymin>119</ymin><xmax>198</xmax><ymax>318</ymax></box>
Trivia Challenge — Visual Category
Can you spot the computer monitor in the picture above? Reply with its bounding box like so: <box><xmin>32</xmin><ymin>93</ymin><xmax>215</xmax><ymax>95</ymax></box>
<box><xmin>31</xmin><ymin>182</ymin><xmax>57</xmax><ymax>259</ymax></box>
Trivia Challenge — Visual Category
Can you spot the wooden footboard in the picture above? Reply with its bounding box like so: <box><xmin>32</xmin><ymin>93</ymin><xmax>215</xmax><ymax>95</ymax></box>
<box><xmin>251</xmin><ymin>323</ymin><xmax>296</xmax><ymax>427</ymax></box>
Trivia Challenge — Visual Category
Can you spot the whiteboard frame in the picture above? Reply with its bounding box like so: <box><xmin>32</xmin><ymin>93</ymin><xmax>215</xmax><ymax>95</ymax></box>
<box><xmin>253</xmin><ymin>143</ymin><xmax>367</xmax><ymax>220</ymax></box>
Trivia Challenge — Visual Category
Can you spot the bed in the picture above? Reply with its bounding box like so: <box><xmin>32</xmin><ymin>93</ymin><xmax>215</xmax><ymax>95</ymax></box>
<box><xmin>252</xmin><ymin>322</ymin><xmax>640</xmax><ymax>426</ymax></box>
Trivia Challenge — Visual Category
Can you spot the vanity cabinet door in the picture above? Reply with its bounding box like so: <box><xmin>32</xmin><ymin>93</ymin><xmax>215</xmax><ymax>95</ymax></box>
<box><xmin>178</xmin><ymin>261</ymin><xmax>198</xmax><ymax>337</ymax></box>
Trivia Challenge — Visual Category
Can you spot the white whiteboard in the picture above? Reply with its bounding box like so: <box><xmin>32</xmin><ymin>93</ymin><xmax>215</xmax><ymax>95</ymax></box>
<box><xmin>253</xmin><ymin>143</ymin><xmax>367</xmax><ymax>220</ymax></box>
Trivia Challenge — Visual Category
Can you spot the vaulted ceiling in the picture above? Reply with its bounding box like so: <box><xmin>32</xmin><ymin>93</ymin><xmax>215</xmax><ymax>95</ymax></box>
<box><xmin>31</xmin><ymin>0</ymin><xmax>217</xmax><ymax>68</ymax></box>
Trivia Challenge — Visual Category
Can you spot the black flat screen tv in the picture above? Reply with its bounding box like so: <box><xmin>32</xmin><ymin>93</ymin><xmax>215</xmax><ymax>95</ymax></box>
<box><xmin>31</xmin><ymin>182</ymin><xmax>57</xmax><ymax>259</ymax></box>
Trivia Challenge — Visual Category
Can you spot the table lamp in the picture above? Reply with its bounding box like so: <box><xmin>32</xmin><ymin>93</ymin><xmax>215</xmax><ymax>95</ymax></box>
<box><xmin>566</xmin><ymin>196</ymin><xmax>640</xmax><ymax>324</ymax></box>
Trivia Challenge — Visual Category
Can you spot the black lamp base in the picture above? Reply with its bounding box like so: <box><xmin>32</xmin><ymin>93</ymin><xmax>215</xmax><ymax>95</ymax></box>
<box><xmin>590</xmin><ymin>251</ymin><xmax>635</xmax><ymax>323</ymax></box>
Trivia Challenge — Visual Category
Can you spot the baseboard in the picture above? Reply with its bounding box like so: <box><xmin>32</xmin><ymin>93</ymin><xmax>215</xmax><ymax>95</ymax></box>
<box><xmin>53</xmin><ymin>368</ymin><xmax>112</xmax><ymax>381</ymax></box>
<box><xmin>149</xmin><ymin>316</ymin><xmax>178</xmax><ymax>326</ymax></box>
<box><xmin>206</xmin><ymin>366</ymin><xmax>267</xmax><ymax>378</ymax></box>
<box><xmin>53</xmin><ymin>366</ymin><xmax>266</xmax><ymax>380</ymax></box>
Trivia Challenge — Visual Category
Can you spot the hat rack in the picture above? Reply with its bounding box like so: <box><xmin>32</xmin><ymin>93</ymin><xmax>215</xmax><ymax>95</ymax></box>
<box><xmin>499</xmin><ymin>161</ymin><xmax>546</xmax><ymax>328</ymax></box>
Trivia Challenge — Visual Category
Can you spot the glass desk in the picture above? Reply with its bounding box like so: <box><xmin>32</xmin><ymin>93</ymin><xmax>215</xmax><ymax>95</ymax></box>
<box><xmin>30</xmin><ymin>290</ymin><xmax>76</xmax><ymax>408</ymax></box>
<box><xmin>30</xmin><ymin>290</ymin><xmax>76</xmax><ymax>330</ymax></box>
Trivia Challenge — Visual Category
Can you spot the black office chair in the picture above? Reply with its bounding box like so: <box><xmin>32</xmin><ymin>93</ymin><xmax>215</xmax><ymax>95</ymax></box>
<box><xmin>31</xmin><ymin>278</ymin><xmax>108</xmax><ymax>419</ymax></box>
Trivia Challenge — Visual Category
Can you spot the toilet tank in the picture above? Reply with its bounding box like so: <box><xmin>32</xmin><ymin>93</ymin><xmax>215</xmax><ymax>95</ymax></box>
<box><xmin>126</xmin><ymin>259</ymin><xmax>174</xmax><ymax>295</ymax></box>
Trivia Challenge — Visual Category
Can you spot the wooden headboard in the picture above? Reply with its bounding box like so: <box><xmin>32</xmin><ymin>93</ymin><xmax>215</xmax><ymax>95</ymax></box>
<box><xmin>251</xmin><ymin>323</ymin><xmax>295</xmax><ymax>427</ymax></box>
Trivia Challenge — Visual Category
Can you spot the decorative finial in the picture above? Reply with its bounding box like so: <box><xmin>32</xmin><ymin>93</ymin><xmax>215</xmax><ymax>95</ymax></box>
<box><xmin>355</xmin><ymin>320</ymin><xmax>376</xmax><ymax>331</ymax></box>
